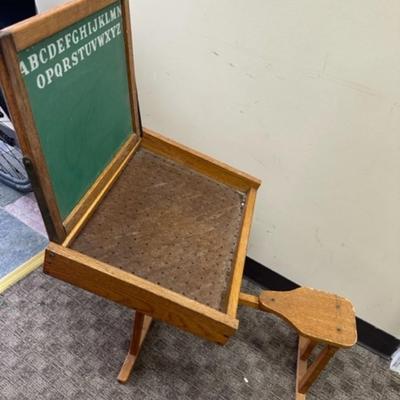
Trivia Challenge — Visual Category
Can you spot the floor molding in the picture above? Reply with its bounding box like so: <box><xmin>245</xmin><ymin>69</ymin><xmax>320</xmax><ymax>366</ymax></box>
<box><xmin>0</xmin><ymin>251</ymin><xmax>44</xmax><ymax>294</ymax></box>
<box><xmin>244</xmin><ymin>257</ymin><xmax>400</xmax><ymax>359</ymax></box>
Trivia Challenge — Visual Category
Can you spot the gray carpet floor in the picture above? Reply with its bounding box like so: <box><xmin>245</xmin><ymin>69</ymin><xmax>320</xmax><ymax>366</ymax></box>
<box><xmin>0</xmin><ymin>270</ymin><xmax>399</xmax><ymax>400</ymax></box>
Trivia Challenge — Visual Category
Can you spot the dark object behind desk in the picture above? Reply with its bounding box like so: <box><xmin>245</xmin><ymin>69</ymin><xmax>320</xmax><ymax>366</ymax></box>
<box><xmin>0</xmin><ymin>0</ymin><xmax>37</xmax><ymax>29</ymax></box>
<box><xmin>0</xmin><ymin>0</ymin><xmax>37</xmax><ymax>115</ymax></box>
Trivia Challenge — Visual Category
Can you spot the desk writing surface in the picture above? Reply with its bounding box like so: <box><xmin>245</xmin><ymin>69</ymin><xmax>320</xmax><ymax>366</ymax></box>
<box><xmin>72</xmin><ymin>148</ymin><xmax>246</xmax><ymax>312</ymax></box>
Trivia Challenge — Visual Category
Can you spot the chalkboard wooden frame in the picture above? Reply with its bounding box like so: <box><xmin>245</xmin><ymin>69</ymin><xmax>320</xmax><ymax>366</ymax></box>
<box><xmin>0</xmin><ymin>0</ymin><xmax>141</xmax><ymax>243</ymax></box>
<box><xmin>0</xmin><ymin>31</ymin><xmax>66</xmax><ymax>242</ymax></box>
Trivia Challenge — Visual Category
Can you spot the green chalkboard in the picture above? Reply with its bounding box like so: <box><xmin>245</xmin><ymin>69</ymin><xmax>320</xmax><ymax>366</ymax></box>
<box><xmin>18</xmin><ymin>0</ymin><xmax>133</xmax><ymax>219</ymax></box>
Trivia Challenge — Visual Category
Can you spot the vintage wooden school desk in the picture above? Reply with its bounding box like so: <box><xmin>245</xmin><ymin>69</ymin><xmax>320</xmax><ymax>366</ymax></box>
<box><xmin>0</xmin><ymin>1</ymin><xmax>357</xmax><ymax>398</ymax></box>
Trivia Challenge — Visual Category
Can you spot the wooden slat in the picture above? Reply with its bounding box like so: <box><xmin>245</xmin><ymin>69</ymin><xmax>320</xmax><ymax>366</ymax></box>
<box><xmin>226</xmin><ymin>187</ymin><xmax>258</xmax><ymax>316</ymax></box>
<box><xmin>120</xmin><ymin>0</ymin><xmax>142</xmax><ymax>137</ymax></box>
<box><xmin>238</xmin><ymin>292</ymin><xmax>259</xmax><ymax>309</ymax></box>
<box><xmin>8</xmin><ymin>0</ymin><xmax>117</xmax><ymax>51</ymax></box>
<box><xmin>44</xmin><ymin>243</ymin><xmax>239</xmax><ymax>344</ymax></box>
<box><xmin>63</xmin><ymin>137</ymin><xmax>141</xmax><ymax>247</ymax></box>
<box><xmin>0</xmin><ymin>32</ymin><xmax>66</xmax><ymax>243</ymax></box>
<box><xmin>142</xmin><ymin>128</ymin><xmax>261</xmax><ymax>191</ymax></box>
<box><xmin>64</xmin><ymin>134</ymin><xmax>140</xmax><ymax>233</ymax></box>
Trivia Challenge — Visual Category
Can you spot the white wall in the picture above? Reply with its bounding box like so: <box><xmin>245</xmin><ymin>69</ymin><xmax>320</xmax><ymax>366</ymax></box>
<box><xmin>36</xmin><ymin>0</ymin><xmax>57</xmax><ymax>13</ymax></box>
<box><xmin>37</xmin><ymin>0</ymin><xmax>400</xmax><ymax>338</ymax></box>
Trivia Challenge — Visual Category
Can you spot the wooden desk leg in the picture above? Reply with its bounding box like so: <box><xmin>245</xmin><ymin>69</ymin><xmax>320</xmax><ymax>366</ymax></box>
<box><xmin>117</xmin><ymin>311</ymin><xmax>153</xmax><ymax>384</ymax></box>
<box><xmin>299</xmin><ymin>338</ymin><xmax>317</xmax><ymax>361</ymax></box>
<box><xmin>296</xmin><ymin>336</ymin><xmax>308</xmax><ymax>400</ymax></box>
<box><xmin>296</xmin><ymin>335</ymin><xmax>337</xmax><ymax>397</ymax></box>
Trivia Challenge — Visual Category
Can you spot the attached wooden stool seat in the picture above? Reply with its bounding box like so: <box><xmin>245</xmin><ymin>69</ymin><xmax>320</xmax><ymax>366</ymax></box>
<box><xmin>240</xmin><ymin>287</ymin><xmax>357</xmax><ymax>399</ymax></box>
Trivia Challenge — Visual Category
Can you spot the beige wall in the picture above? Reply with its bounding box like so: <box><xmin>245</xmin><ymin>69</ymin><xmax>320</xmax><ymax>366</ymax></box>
<box><xmin>37</xmin><ymin>0</ymin><xmax>400</xmax><ymax>338</ymax></box>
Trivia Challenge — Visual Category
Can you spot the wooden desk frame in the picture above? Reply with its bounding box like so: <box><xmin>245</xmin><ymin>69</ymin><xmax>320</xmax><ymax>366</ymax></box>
<box><xmin>44</xmin><ymin>127</ymin><xmax>260</xmax><ymax>346</ymax></box>
<box><xmin>0</xmin><ymin>0</ymin><xmax>261</xmax><ymax>381</ymax></box>
<box><xmin>0</xmin><ymin>3</ymin><xmax>357</xmax><ymax>396</ymax></box>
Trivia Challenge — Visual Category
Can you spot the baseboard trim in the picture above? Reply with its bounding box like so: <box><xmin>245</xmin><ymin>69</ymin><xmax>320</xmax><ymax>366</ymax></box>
<box><xmin>244</xmin><ymin>257</ymin><xmax>399</xmax><ymax>359</ymax></box>
<box><xmin>0</xmin><ymin>251</ymin><xmax>44</xmax><ymax>294</ymax></box>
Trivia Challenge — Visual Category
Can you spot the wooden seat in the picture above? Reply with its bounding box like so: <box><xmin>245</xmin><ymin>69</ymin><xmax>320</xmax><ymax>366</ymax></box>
<box><xmin>239</xmin><ymin>287</ymin><xmax>357</xmax><ymax>399</ymax></box>
<box><xmin>259</xmin><ymin>287</ymin><xmax>357</xmax><ymax>348</ymax></box>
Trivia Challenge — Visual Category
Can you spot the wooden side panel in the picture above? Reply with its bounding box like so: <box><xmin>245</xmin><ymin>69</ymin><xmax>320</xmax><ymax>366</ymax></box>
<box><xmin>0</xmin><ymin>32</ymin><xmax>66</xmax><ymax>243</ymax></box>
<box><xmin>64</xmin><ymin>135</ymin><xmax>140</xmax><ymax>234</ymax></box>
<box><xmin>121</xmin><ymin>0</ymin><xmax>142</xmax><ymax>137</ymax></box>
<box><xmin>226</xmin><ymin>187</ymin><xmax>258</xmax><ymax>316</ymax></box>
<box><xmin>44</xmin><ymin>243</ymin><xmax>238</xmax><ymax>344</ymax></box>
<box><xmin>63</xmin><ymin>137</ymin><xmax>140</xmax><ymax>247</ymax></box>
<box><xmin>9</xmin><ymin>0</ymin><xmax>116</xmax><ymax>51</ymax></box>
<box><xmin>142</xmin><ymin>128</ymin><xmax>261</xmax><ymax>191</ymax></box>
